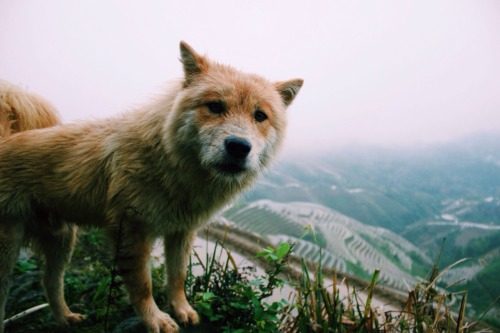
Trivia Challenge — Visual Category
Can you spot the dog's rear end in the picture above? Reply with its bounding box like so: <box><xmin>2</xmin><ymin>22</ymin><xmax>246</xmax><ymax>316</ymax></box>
<box><xmin>0</xmin><ymin>81</ymin><xmax>63</xmax><ymax>332</ymax></box>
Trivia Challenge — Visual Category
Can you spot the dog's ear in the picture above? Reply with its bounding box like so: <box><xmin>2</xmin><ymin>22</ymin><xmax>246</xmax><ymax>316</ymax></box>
<box><xmin>275</xmin><ymin>79</ymin><xmax>304</xmax><ymax>107</ymax></box>
<box><xmin>179</xmin><ymin>41</ymin><xmax>208</xmax><ymax>85</ymax></box>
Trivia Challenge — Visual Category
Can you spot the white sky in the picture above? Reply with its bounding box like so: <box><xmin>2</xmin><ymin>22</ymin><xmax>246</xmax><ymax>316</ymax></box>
<box><xmin>1</xmin><ymin>0</ymin><xmax>499</xmax><ymax>153</ymax></box>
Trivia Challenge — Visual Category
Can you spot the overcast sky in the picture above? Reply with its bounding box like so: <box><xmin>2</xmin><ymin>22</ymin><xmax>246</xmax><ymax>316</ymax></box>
<box><xmin>1</xmin><ymin>0</ymin><xmax>499</xmax><ymax>153</ymax></box>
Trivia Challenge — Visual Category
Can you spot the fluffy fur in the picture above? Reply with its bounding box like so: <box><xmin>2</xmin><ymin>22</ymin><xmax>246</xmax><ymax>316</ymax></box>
<box><xmin>0</xmin><ymin>42</ymin><xmax>303</xmax><ymax>333</ymax></box>
<box><xmin>0</xmin><ymin>80</ymin><xmax>61</xmax><ymax>136</ymax></box>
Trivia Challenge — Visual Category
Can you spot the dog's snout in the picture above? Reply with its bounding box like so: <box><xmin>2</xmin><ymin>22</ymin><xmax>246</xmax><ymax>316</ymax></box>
<box><xmin>224</xmin><ymin>137</ymin><xmax>252</xmax><ymax>159</ymax></box>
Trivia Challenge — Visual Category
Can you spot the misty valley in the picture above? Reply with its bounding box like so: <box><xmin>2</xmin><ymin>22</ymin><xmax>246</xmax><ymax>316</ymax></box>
<box><xmin>218</xmin><ymin>133</ymin><xmax>500</xmax><ymax>323</ymax></box>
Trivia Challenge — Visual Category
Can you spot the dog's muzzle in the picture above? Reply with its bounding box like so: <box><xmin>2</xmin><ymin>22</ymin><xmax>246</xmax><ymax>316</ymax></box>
<box><xmin>216</xmin><ymin>136</ymin><xmax>252</xmax><ymax>174</ymax></box>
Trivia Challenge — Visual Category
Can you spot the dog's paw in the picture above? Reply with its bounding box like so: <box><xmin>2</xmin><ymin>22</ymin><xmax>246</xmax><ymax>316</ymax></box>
<box><xmin>172</xmin><ymin>300</ymin><xmax>199</xmax><ymax>325</ymax></box>
<box><xmin>146</xmin><ymin>311</ymin><xmax>179</xmax><ymax>333</ymax></box>
<box><xmin>66</xmin><ymin>312</ymin><xmax>86</xmax><ymax>323</ymax></box>
<box><xmin>55</xmin><ymin>311</ymin><xmax>86</xmax><ymax>326</ymax></box>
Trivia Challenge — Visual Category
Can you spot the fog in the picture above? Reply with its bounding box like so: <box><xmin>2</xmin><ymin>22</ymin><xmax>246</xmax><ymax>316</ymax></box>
<box><xmin>1</xmin><ymin>0</ymin><xmax>499</xmax><ymax>154</ymax></box>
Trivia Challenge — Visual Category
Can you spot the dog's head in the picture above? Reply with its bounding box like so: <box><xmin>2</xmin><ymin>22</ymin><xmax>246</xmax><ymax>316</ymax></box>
<box><xmin>167</xmin><ymin>41</ymin><xmax>303</xmax><ymax>184</ymax></box>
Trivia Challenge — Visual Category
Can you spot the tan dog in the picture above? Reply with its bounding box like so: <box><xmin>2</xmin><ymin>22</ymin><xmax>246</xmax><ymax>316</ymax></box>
<box><xmin>0</xmin><ymin>80</ymin><xmax>61</xmax><ymax>135</ymax></box>
<box><xmin>0</xmin><ymin>42</ymin><xmax>303</xmax><ymax>333</ymax></box>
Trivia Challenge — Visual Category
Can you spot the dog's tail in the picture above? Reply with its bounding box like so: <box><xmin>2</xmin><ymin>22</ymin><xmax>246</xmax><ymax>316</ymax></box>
<box><xmin>0</xmin><ymin>80</ymin><xmax>61</xmax><ymax>137</ymax></box>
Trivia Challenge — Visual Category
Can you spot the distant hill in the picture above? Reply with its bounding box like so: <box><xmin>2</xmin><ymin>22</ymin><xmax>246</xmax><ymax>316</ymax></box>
<box><xmin>245</xmin><ymin>132</ymin><xmax>500</xmax><ymax>233</ymax></box>
<box><xmin>230</xmin><ymin>132</ymin><xmax>500</xmax><ymax>320</ymax></box>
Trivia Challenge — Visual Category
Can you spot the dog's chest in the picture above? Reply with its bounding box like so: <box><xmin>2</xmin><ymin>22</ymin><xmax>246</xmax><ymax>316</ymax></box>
<box><xmin>133</xmin><ymin>181</ymin><xmax>233</xmax><ymax>235</ymax></box>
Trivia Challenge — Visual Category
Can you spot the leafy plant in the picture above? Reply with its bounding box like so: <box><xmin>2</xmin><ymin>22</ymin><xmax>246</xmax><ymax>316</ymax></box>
<box><xmin>187</xmin><ymin>241</ymin><xmax>292</xmax><ymax>332</ymax></box>
<box><xmin>14</xmin><ymin>259</ymin><xmax>38</xmax><ymax>273</ymax></box>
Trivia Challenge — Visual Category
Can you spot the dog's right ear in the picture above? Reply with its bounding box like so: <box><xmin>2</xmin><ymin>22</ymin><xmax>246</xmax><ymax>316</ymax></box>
<box><xmin>180</xmin><ymin>41</ymin><xmax>208</xmax><ymax>86</ymax></box>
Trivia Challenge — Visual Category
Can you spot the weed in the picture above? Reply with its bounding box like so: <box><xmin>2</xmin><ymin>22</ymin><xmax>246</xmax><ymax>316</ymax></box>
<box><xmin>187</xmin><ymin>241</ymin><xmax>291</xmax><ymax>332</ymax></box>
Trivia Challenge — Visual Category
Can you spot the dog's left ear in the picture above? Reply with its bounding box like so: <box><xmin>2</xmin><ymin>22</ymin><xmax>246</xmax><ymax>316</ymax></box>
<box><xmin>275</xmin><ymin>79</ymin><xmax>304</xmax><ymax>107</ymax></box>
<box><xmin>179</xmin><ymin>41</ymin><xmax>209</xmax><ymax>85</ymax></box>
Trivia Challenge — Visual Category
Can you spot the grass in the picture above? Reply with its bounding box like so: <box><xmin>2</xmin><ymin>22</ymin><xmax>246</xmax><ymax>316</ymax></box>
<box><xmin>4</xmin><ymin>229</ymin><xmax>498</xmax><ymax>332</ymax></box>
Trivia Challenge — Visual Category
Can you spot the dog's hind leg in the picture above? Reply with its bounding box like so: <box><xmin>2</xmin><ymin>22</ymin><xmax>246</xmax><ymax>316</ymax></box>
<box><xmin>164</xmin><ymin>230</ymin><xmax>199</xmax><ymax>326</ymax></box>
<box><xmin>36</xmin><ymin>224</ymin><xmax>85</xmax><ymax>326</ymax></box>
<box><xmin>0</xmin><ymin>220</ymin><xmax>24</xmax><ymax>333</ymax></box>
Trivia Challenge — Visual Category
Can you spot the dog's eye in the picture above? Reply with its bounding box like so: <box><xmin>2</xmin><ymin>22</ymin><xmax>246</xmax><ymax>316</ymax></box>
<box><xmin>254</xmin><ymin>110</ymin><xmax>268</xmax><ymax>122</ymax></box>
<box><xmin>206</xmin><ymin>101</ymin><xmax>225</xmax><ymax>115</ymax></box>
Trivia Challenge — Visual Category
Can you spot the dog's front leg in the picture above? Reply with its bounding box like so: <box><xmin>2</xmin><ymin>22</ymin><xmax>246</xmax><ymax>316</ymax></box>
<box><xmin>164</xmin><ymin>230</ymin><xmax>199</xmax><ymax>326</ymax></box>
<box><xmin>113</xmin><ymin>230</ymin><xmax>179</xmax><ymax>333</ymax></box>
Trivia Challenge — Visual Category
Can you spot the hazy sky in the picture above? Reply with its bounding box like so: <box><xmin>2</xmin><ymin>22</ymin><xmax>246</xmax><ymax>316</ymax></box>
<box><xmin>1</xmin><ymin>0</ymin><xmax>499</xmax><ymax>153</ymax></box>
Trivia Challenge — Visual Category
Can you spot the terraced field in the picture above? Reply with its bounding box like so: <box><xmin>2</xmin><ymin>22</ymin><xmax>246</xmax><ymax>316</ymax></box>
<box><xmin>222</xmin><ymin>199</ymin><xmax>433</xmax><ymax>291</ymax></box>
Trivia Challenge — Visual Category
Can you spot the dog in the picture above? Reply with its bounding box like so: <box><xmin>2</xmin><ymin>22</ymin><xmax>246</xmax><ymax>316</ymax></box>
<box><xmin>0</xmin><ymin>80</ymin><xmax>61</xmax><ymax>135</ymax></box>
<box><xmin>0</xmin><ymin>41</ymin><xmax>303</xmax><ymax>333</ymax></box>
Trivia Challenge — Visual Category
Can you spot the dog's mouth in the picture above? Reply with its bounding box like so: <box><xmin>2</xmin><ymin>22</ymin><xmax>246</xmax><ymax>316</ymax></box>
<box><xmin>215</xmin><ymin>162</ymin><xmax>247</xmax><ymax>175</ymax></box>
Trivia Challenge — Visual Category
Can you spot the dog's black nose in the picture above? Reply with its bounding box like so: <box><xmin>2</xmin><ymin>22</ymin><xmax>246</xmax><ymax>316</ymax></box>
<box><xmin>224</xmin><ymin>137</ymin><xmax>252</xmax><ymax>159</ymax></box>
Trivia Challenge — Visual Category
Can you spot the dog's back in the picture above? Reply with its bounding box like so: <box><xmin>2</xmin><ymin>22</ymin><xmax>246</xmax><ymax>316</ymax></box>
<box><xmin>0</xmin><ymin>81</ymin><xmax>61</xmax><ymax>137</ymax></box>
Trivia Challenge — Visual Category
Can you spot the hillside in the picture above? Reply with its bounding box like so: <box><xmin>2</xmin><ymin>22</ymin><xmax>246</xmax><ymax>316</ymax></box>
<box><xmin>246</xmin><ymin>133</ymin><xmax>500</xmax><ymax>232</ymax></box>
<box><xmin>222</xmin><ymin>200</ymin><xmax>432</xmax><ymax>290</ymax></box>
<box><xmin>232</xmin><ymin>132</ymin><xmax>500</xmax><ymax>322</ymax></box>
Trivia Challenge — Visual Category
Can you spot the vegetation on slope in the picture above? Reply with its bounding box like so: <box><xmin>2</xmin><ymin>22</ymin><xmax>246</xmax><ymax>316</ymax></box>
<box><xmin>5</xmin><ymin>229</ymin><xmax>497</xmax><ymax>332</ymax></box>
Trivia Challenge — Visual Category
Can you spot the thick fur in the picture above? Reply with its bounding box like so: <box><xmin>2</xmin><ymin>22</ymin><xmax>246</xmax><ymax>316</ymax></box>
<box><xmin>0</xmin><ymin>80</ymin><xmax>61</xmax><ymax>136</ymax></box>
<box><xmin>0</xmin><ymin>42</ymin><xmax>302</xmax><ymax>333</ymax></box>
